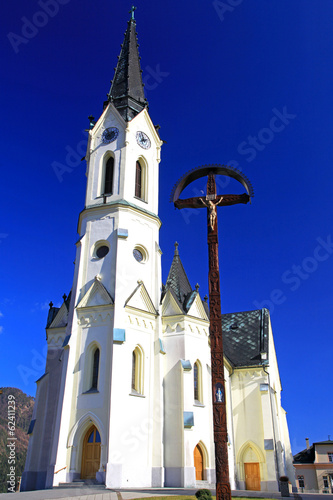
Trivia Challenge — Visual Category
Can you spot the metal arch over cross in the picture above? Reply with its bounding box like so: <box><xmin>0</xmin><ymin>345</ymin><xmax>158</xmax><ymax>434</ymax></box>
<box><xmin>129</xmin><ymin>5</ymin><xmax>137</xmax><ymax>20</ymax></box>
<box><xmin>171</xmin><ymin>165</ymin><xmax>253</xmax><ymax>500</ymax></box>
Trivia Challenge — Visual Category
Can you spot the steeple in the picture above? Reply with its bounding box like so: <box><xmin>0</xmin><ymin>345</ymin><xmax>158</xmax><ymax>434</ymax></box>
<box><xmin>106</xmin><ymin>8</ymin><xmax>148</xmax><ymax>121</ymax></box>
<box><xmin>165</xmin><ymin>242</ymin><xmax>193</xmax><ymax>305</ymax></box>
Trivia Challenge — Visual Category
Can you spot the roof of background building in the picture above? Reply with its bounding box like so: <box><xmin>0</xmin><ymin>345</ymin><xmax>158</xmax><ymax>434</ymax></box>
<box><xmin>293</xmin><ymin>440</ymin><xmax>333</xmax><ymax>464</ymax></box>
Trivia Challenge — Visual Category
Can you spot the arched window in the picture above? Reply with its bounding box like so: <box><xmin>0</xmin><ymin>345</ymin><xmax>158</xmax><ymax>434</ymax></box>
<box><xmin>135</xmin><ymin>161</ymin><xmax>142</xmax><ymax>199</ymax></box>
<box><xmin>194</xmin><ymin>360</ymin><xmax>203</xmax><ymax>403</ymax></box>
<box><xmin>91</xmin><ymin>348</ymin><xmax>100</xmax><ymax>390</ymax></box>
<box><xmin>131</xmin><ymin>346</ymin><xmax>144</xmax><ymax>394</ymax></box>
<box><xmin>103</xmin><ymin>157</ymin><xmax>114</xmax><ymax>195</ymax></box>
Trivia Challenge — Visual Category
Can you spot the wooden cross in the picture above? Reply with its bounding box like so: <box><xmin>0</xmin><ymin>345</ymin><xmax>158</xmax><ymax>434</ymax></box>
<box><xmin>174</xmin><ymin>171</ymin><xmax>251</xmax><ymax>500</ymax></box>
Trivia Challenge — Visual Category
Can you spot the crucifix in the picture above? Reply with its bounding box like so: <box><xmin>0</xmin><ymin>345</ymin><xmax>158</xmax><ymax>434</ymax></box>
<box><xmin>172</xmin><ymin>165</ymin><xmax>253</xmax><ymax>500</ymax></box>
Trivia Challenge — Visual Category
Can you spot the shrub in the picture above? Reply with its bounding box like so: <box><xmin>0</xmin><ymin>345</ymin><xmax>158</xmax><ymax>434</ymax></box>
<box><xmin>195</xmin><ymin>489</ymin><xmax>213</xmax><ymax>500</ymax></box>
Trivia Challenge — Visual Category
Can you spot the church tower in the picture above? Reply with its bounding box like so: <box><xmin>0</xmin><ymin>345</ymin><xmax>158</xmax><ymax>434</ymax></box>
<box><xmin>22</xmin><ymin>12</ymin><xmax>164</xmax><ymax>490</ymax></box>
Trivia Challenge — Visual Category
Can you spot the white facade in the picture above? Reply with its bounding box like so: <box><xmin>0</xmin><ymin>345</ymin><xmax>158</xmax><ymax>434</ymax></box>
<box><xmin>21</xmin><ymin>15</ymin><xmax>295</xmax><ymax>494</ymax></box>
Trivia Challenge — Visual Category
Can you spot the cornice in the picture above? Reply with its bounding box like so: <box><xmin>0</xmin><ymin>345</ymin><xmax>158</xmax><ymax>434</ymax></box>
<box><xmin>77</xmin><ymin>199</ymin><xmax>161</xmax><ymax>233</ymax></box>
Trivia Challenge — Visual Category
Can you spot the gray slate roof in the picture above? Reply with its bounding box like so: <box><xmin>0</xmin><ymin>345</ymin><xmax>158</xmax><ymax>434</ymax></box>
<box><xmin>106</xmin><ymin>18</ymin><xmax>148</xmax><ymax>121</ymax></box>
<box><xmin>163</xmin><ymin>242</ymin><xmax>193</xmax><ymax>312</ymax></box>
<box><xmin>222</xmin><ymin>309</ymin><xmax>269</xmax><ymax>367</ymax></box>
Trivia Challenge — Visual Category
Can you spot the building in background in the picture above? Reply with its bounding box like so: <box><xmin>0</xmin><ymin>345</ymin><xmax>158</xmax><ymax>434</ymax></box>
<box><xmin>21</xmin><ymin>11</ymin><xmax>295</xmax><ymax>493</ymax></box>
<box><xmin>294</xmin><ymin>439</ymin><xmax>333</xmax><ymax>493</ymax></box>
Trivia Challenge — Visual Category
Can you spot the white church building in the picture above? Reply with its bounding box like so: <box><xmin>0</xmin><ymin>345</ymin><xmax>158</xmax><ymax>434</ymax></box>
<box><xmin>21</xmin><ymin>12</ymin><xmax>295</xmax><ymax>493</ymax></box>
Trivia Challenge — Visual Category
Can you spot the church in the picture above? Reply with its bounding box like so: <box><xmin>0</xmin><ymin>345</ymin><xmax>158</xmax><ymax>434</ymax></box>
<box><xmin>21</xmin><ymin>11</ymin><xmax>295</xmax><ymax>493</ymax></box>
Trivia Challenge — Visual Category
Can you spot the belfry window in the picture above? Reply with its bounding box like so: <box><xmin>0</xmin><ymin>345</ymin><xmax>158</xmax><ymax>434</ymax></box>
<box><xmin>91</xmin><ymin>348</ymin><xmax>100</xmax><ymax>390</ymax></box>
<box><xmin>135</xmin><ymin>161</ymin><xmax>142</xmax><ymax>199</ymax></box>
<box><xmin>103</xmin><ymin>157</ymin><xmax>114</xmax><ymax>195</ymax></box>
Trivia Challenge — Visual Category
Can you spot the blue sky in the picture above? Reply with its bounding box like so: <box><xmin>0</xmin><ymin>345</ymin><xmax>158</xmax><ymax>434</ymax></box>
<box><xmin>1</xmin><ymin>0</ymin><xmax>332</xmax><ymax>454</ymax></box>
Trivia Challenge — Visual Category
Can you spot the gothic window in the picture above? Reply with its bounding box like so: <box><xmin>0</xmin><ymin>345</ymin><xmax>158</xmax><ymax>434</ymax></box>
<box><xmin>135</xmin><ymin>161</ymin><xmax>142</xmax><ymax>199</ymax></box>
<box><xmin>91</xmin><ymin>348</ymin><xmax>100</xmax><ymax>390</ymax></box>
<box><xmin>103</xmin><ymin>156</ymin><xmax>114</xmax><ymax>195</ymax></box>
<box><xmin>194</xmin><ymin>360</ymin><xmax>203</xmax><ymax>403</ymax></box>
<box><xmin>131</xmin><ymin>346</ymin><xmax>144</xmax><ymax>394</ymax></box>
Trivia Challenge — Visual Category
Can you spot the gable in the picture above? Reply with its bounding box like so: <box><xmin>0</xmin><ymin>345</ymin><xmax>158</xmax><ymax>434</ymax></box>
<box><xmin>125</xmin><ymin>281</ymin><xmax>157</xmax><ymax>315</ymax></box>
<box><xmin>91</xmin><ymin>102</ymin><xmax>126</xmax><ymax>140</ymax></box>
<box><xmin>77</xmin><ymin>278</ymin><xmax>114</xmax><ymax>309</ymax></box>
<box><xmin>162</xmin><ymin>289</ymin><xmax>184</xmax><ymax>317</ymax></box>
<box><xmin>187</xmin><ymin>294</ymin><xmax>209</xmax><ymax>321</ymax></box>
<box><xmin>130</xmin><ymin>108</ymin><xmax>163</xmax><ymax>147</ymax></box>
<box><xmin>49</xmin><ymin>302</ymin><xmax>68</xmax><ymax>329</ymax></box>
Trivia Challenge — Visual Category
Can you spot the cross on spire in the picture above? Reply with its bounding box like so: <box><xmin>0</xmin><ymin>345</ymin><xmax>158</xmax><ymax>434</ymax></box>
<box><xmin>129</xmin><ymin>5</ymin><xmax>137</xmax><ymax>19</ymax></box>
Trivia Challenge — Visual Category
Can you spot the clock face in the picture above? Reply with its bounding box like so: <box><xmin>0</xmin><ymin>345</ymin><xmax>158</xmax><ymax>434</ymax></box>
<box><xmin>102</xmin><ymin>127</ymin><xmax>119</xmax><ymax>144</ymax></box>
<box><xmin>136</xmin><ymin>131</ymin><xmax>151</xmax><ymax>149</ymax></box>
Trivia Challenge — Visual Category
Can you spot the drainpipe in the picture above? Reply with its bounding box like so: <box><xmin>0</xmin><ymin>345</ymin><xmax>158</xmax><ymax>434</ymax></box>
<box><xmin>260</xmin><ymin>309</ymin><xmax>280</xmax><ymax>488</ymax></box>
<box><xmin>263</xmin><ymin>365</ymin><xmax>280</xmax><ymax>488</ymax></box>
<box><xmin>228</xmin><ymin>365</ymin><xmax>238</xmax><ymax>489</ymax></box>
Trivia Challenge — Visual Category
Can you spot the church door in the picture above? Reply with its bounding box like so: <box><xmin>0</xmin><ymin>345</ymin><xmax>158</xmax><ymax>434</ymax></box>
<box><xmin>194</xmin><ymin>445</ymin><xmax>204</xmax><ymax>480</ymax></box>
<box><xmin>244</xmin><ymin>462</ymin><xmax>261</xmax><ymax>491</ymax></box>
<box><xmin>81</xmin><ymin>425</ymin><xmax>101</xmax><ymax>479</ymax></box>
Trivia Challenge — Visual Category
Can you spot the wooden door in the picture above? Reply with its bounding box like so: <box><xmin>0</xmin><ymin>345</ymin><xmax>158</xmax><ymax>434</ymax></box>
<box><xmin>194</xmin><ymin>445</ymin><xmax>203</xmax><ymax>480</ymax></box>
<box><xmin>244</xmin><ymin>462</ymin><xmax>261</xmax><ymax>491</ymax></box>
<box><xmin>81</xmin><ymin>425</ymin><xmax>101</xmax><ymax>479</ymax></box>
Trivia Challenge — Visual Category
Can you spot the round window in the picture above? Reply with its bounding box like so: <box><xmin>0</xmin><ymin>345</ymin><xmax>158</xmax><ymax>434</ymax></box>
<box><xmin>96</xmin><ymin>245</ymin><xmax>109</xmax><ymax>259</ymax></box>
<box><xmin>133</xmin><ymin>249</ymin><xmax>143</xmax><ymax>262</ymax></box>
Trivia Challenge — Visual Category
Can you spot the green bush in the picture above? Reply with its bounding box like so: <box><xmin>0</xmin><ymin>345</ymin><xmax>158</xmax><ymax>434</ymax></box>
<box><xmin>195</xmin><ymin>489</ymin><xmax>213</xmax><ymax>500</ymax></box>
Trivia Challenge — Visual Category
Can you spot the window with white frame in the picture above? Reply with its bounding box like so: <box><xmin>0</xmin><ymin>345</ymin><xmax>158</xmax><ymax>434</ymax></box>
<box><xmin>297</xmin><ymin>475</ymin><xmax>305</xmax><ymax>488</ymax></box>
<box><xmin>194</xmin><ymin>360</ymin><xmax>203</xmax><ymax>403</ymax></box>
<box><xmin>131</xmin><ymin>345</ymin><xmax>144</xmax><ymax>394</ymax></box>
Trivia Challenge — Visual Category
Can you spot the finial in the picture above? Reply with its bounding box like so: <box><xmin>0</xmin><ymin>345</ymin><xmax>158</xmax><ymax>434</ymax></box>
<box><xmin>174</xmin><ymin>241</ymin><xmax>179</xmax><ymax>255</ymax></box>
<box><xmin>195</xmin><ymin>283</ymin><xmax>200</xmax><ymax>292</ymax></box>
<box><xmin>63</xmin><ymin>294</ymin><xmax>67</xmax><ymax>302</ymax></box>
<box><xmin>88</xmin><ymin>115</ymin><xmax>95</xmax><ymax>129</ymax></box>
<box><xmin>204</xmin><ymin>295</ymin><xmax>208</xmax><ymax>302</ymax></box>
<box><xmin>129</xmin><ymin>5</ymin><xmax>137</xmax><ymax>20</ymax></box>
<box><xmin>49</xmin><ymin>301</ymin><xmax>53</xmax><ymax>308</ymax></box>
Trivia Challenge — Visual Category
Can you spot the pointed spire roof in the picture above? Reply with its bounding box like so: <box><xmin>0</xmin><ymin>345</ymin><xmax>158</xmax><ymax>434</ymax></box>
<box><xmin>106</xmin><ymin>11</ymin><xmax>148</xmax><ymax>121</ymax></box>
<box><xmin>164</xmin><ymin>242</ymin><xmax>193</xmax><ymax>305</ymax></box>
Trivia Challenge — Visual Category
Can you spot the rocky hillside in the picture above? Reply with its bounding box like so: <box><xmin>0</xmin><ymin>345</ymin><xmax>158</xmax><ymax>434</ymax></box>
<box><xmin>0</xmin><ymin>387</ymin><xmax>34</xmax><ymax>492</ymax></box>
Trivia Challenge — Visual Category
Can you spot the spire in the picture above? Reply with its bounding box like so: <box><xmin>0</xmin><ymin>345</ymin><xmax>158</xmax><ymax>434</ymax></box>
<box><xmin>106</xmin><ymin>9</ymin><xmax>148</xmax><ymax>121</ymax></box>
<box><xmin>165</xmin><ymin>243</ymin><xmax>192</xmax><ymax>304</ymax></box>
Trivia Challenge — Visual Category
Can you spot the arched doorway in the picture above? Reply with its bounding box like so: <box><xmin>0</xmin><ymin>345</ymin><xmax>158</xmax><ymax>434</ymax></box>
<box><xmin>194</xmin><ymin>444</ymin><xmax>204</xmax><ymax>480</ymax></box>
<box><xmin>81</xmin><ymin>425</ymin><xmax>101</xmax><ymax>479</ymax></box>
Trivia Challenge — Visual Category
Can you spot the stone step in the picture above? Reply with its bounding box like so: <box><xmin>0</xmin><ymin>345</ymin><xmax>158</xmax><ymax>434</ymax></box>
<box><xmin>56</xmin><ymin>481</ymin><xmax>101</xmax><ymax>488</ymax></box>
